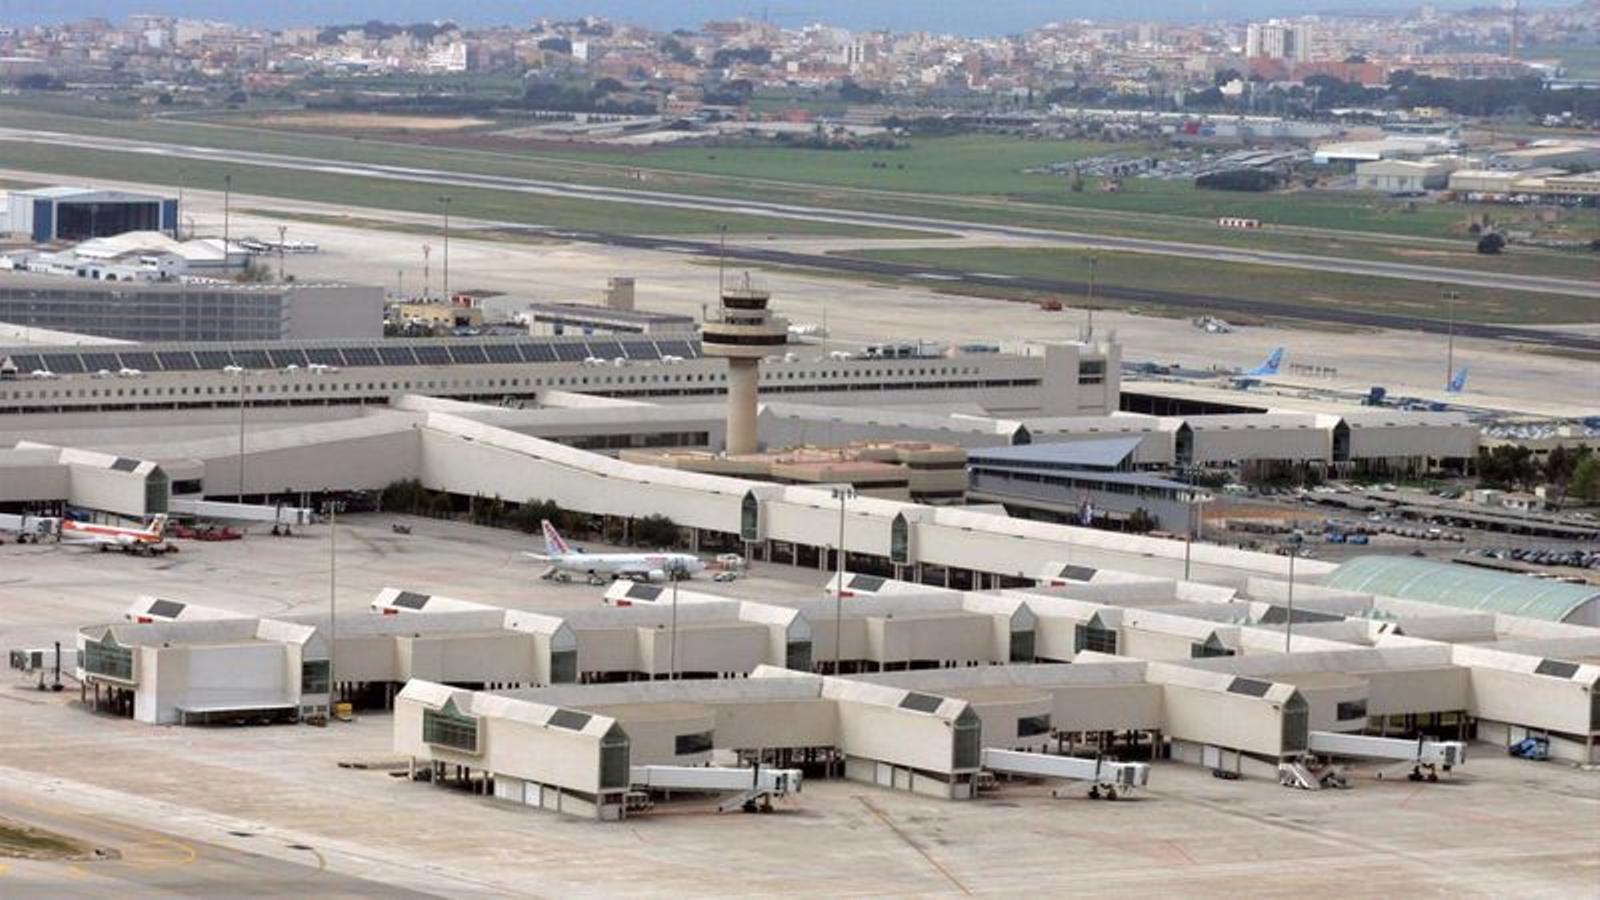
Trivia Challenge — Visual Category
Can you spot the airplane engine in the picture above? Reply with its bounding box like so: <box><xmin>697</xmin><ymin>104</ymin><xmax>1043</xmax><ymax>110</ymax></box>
<box><xmin>647</xmin><ymin>569</ymin><xmax>666</xmax><ymax>583</ymax></box>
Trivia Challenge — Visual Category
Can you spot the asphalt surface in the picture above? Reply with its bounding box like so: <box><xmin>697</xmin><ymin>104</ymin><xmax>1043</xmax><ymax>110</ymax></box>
<box><xmin>517</xmin><ymin>227</ymin><xmax>1600</xmax><ymax>352</ymax></box>
<box><xmin>6</xmin><ymin>126</ymin><xmax>1599</xmax><ymax>305</ymax></box>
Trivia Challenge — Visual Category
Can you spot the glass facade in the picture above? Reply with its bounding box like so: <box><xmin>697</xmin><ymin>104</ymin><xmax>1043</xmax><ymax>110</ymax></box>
<box><xmin>674</xmin><ymin>730</ymin><xmax>714</xmax><ymax>756</ymax></box>
<box><xmin>301</xmin><ymin>659</ymin><xmax>330</xmax><ymax>695</ymax></box>
<box><xmin>1009</xmin><ymin>629</ymin><xmax>1036</xmax><ymax>663</ymax></box>
<box><xmin>786</xmin><ymin>640</ymin><xmax>812</xmax><ymax>672</ymax></box>
<box><xmin>83</xmin><ymin>635</ymin><xmax>133</xmax><ymax>680</ymax></box>
<box><xmin>599</xmin><ymin>727</ymin><xmax>631</xmax><ymax>790</ymax></box>
<box><xmin>422</xmin><ymin>701</ymin><xmax>480</xmax><ymax>753</ymax></box>
<box><xmin>952</xmin><ymin>708</ymin><xmax>982</xmax><ymax>770</ymax></box>
<box><xmin>0</xmin><ymin>284</ymin><xmax>287</xmax><ymax>342</ymax></box>
<box><xmin>1281</xmin><ymin>694</ymin><xmax>1310</xmax><ymax>754</ymax></box>
<box><xmin>550</xmin><ymin>649</ymin><xmax>577</xmax><ymax>684</ymax></box>
<box><xmin>1074</xmin><ymin>622</ymin><xmax>1118</xmax><ymax>655</ymax></box>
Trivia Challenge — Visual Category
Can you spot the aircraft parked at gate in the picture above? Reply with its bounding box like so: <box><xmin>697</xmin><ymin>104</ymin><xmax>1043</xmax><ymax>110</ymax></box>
<box><xmin>60</xmin><ymin>515</ymin><xmax>173</xmax><ymax>555</ymax></box>
<box><xmin>525</xmin><ymin>520</ymin><xmax>703</xmax><ymax>585</ymax></box>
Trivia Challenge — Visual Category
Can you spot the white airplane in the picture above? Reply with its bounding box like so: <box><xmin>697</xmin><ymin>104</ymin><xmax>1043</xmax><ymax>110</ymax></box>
<box><xmin>525</xmin><ymin>519</ymin><xmax>704</xmax><ymax>585</ymax></box>
<box><xmin>60</xmin><ymin>515</ymin><xmax>174</xmax><ymax>555</ymax></box>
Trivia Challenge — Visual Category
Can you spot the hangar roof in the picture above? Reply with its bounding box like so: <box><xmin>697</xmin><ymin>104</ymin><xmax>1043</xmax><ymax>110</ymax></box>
<box><xmin>1326</xmin><ymin>556</ymin><xmax>1600</xmax><ymax>623</ymax></box>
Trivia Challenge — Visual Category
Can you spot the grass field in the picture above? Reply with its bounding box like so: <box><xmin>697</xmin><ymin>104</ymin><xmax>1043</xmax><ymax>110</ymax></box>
<box><xmin>1523</xmin><ymin>43</ymin><xmax>1600</xmax><ymax>79</ymax></box>
<box><xmin>838</xmin><ymin>246</ymin><xmax>1600</xmax><ymax>325</ymax></box>
<box><xmin>0</xmin><ymin>140</ymin><xmax>921</xmax><ymax>239</ymax></box>
<box><xmin>3</xmin><ymin>100</ymin><xmax>1596</xmax><ymax>279</ymax></box>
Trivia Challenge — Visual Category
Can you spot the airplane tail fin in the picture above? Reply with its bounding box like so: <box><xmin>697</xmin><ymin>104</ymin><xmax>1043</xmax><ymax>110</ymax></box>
<box><xmin>1446</xmin><ymin>367</ymin><xmax>1468</xmax><ymax>394</ymax></box>
<box><xmin>1249</xmin><ymin>347</ymin><xmax>1284</xmax><ymax>377</ymax></box>
<box><xmin>146</xmin><ymin>514</ymin><xmax>168</xmax><ymax>538</ymax></box>
<box><xmin>541</xmin><ymin>519</ymin><xmax>572</xmax><ymax>557</ymax></box>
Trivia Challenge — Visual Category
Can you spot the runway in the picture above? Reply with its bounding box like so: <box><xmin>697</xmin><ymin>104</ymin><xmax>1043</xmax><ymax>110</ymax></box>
<box><xmin>515</xmin><ymin>227</ymin><xmax>1600</xmax><ymax>352</ymax></box>
<box><xmin>4</xmin><ymin>127</ymin><xmax>1598</xmax><ymax>304</ymax></box>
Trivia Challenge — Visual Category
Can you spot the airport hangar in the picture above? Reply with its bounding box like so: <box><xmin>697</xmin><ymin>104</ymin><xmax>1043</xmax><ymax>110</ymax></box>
<box><xmin>3</xmin><ymin>186</ymin><xmax>179</xmax><ymax>243</ymax></box>
<box><xmin>72</xmin><ymin>560</ymin><xmax>1600</xmax><ymax>820</ymax></box>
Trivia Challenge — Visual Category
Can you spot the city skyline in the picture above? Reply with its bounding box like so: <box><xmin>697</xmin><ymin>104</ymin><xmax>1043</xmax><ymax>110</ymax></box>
<box><xmin>0</xmin><ymin>0</ymin><xmax>1572</xmax><ymax>35</ymax></box>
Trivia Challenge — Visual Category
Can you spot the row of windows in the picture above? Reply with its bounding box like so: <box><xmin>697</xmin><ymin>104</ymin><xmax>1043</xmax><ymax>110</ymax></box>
<box><xmin>0</xmin><ymin>376</ymin><xmax>1042</xmax><ymax>405</ymax></box>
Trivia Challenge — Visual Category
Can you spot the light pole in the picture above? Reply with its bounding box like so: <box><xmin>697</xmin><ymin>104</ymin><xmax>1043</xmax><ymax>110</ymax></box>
<box><xmin>223</xmin><ymin>173</ymin><xmax>232</xmax><ymax>261</ymax></box>
<box><xmin>717</xmin><ymin>224</ymin><xmax>729</xmax><ymax>293</ymax></box>
<box><xmin>830</xmin><ymin>485</ymin><xmax>856</xmax><ymax>675</ymax></box>
<box><xmin>668</xmin><ymin>558</ymin><xmax>685</xmax><ymax>680</ymax></box>
<box><xmin>422</xmin><ymin>244</ymin><xmax>432</xmax><ymax>301</ymax></box>
<box><xmin>437</xmin><ymin>195</ymin><xmax>452</xmax><ymax>301</ymax></box>
<box><xmin>1085</xmin><ymin>255</ymin><xmax>1098</xmax><ymax>342</ymax></box>
<box><xmin>1443</xmin><ymin>288</ymin><xmax>1459</xmax><ymax>389</ymax></box>
<box><xmin>1283</xmin><ymin>536</ymin><xmax>1301</xmax><ymax>654</ymax></box>
<box><xmin>232</xmin><ymin>366</ymin><xmax>247</xmax><ymax>502</ymax></box>
<box><xmin>277</xmin><ymin>225</ymin><xmax>287</xmax><ymax>282</ymax></box>
<box><xmin>325</xmin><ymin>498</ymin><xmax>341</xmax><ymax>713</ymax></box>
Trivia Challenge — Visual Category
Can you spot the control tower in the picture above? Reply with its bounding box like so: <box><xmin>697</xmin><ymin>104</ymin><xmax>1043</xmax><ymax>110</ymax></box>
<box><xmin>701</xmin><ymin>273</ymin><xmax>788</xmax><ymax>455</ymax></box>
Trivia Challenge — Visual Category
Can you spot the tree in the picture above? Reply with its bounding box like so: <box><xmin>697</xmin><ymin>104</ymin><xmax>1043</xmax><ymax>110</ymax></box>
<box><xmin>1477</xmin><ymin>445</ymin><xmax>1538</xmax><ymax>490</ymax></box>
<box><xmin>1571</xmin><ymin>453</ymin><xmax>1600</xmax><ymax>504</ymax></box>
<box><xmin>1477</xmin><ymin>232</ymin><xmax>1506</xmax><ymax>255</ymax></box>
<box><xmin>233</xmin><ymin>261</ymin><xmax>273</xmax><ymax>283</ymax></box>
<box><xmin>1125</xmin><ymin>508</ymin><xmax>1157</xmax><ymax>534</ymax></box>
<box><xmin>632</xmin><ymin>514</ymin><xmax>680</xmax><ymax>548</ymax></box>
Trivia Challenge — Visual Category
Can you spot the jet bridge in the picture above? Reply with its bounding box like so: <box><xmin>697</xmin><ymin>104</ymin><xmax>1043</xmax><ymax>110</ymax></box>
<box><xmin>980</xmin><ymin>748</ymin><xmax>1150</xmax><ymax>800</ymax></box>
<box><xmin>1281</xmin><ymin>732</ymin><xmax>1466</xmax><ymax>787</ymax></box>
<box><xmin>627</xmin><ymin>765</ymin><xmax>803</xmax><ymax>813</ymax></box>
<box><xmin>168</xmin><ymin>499</ymin><xmax>314</xmax><ymax>529</ymax></box>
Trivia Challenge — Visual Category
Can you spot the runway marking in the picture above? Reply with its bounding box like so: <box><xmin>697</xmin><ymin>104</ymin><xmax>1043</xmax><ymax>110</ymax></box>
<box><xmin>854</xmin><ymin>795</ymin><xmax>971</xmax><ymax>896</ymax></box>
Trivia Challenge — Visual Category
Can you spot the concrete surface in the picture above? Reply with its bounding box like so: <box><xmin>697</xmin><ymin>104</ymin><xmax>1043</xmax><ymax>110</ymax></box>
<box><xmin>1</xmin><ymin>518</ymin><xmax>1597</xmax><ymax>896</ymax></box>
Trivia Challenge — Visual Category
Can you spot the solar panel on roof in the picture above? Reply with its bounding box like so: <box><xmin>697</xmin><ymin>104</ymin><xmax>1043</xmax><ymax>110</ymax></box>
<box><xmin>655</xmin><ymin>340</ymin><xmax>694</xmax><ymax>359</ymax></box>
<box><xmin>118</xmin><ymin>352</ymin><xmax>159</xmax><ymax>371</ymax></box>
<box><xmin>548</xmin><ymin>709</ymin><xmax>592</xmax><ymax>731</ymax></box>
<box><xmin>484</xmin><ymin>344</ymin><xmax>521</xmax><ymax>364</ymax></box>
<box><xmin>378</xmin><ymin>346</ymin><xmax>419</xmax><ymax>366</ymax></box>
<box><xmin>621</xmin><ymin>342</ymin><xmax>659</xmax><ymax>360</ymax></box>
<box><xmin>40</xmin><ymin>353</ymin><xmax>85</xmax><ymax>373</ymax></box>
<box><xmin>342</xmin><ymin>347</ymin><xmax>380</xmax><ymax>367</ymax></box>
<box><xmin>1534</xmin><ymin>659</ymin><xmax>1580</xmax><ymax>679</ymax></box>
<box><xmin>586</xmin><ymin>340</ymin><xmax>624</xmax><ymax>360</ymax></box>
<box><xmin>110</xmin><ymin>457</ymin><xmax>142</xmax><ymax>473</ymax></box>
<box><xmin>684</xmin><ymin>341</ymin><xmax>704</xmax><ymax>358</ymax></box>
<box><xmin>626</xmin><ymin>584</ymin><xmax>664</xmax><ymax>601</ymax></box>
<box><xmin>232</xmin><ymin>349</ymin><xmax>272</xmax><ymax>369</ymax></box>
<box><xmin>899</xmin><ymin>692</ymin><xmax>946</xmax><ymax>714</ymax></box>
<box><xmin>447</xmin><ymin>345</ymin><xmax>489</xmax><ymax>365</ymax></box>
<box><xmin>266</xmin><ymin>349</ymin><xmax>309</xmax><ymax>369</ymax></box>
<box><xmin>147</xmin><ymin>599</ymin><xmax>186</xmax><ymax>619</ymax></box>
<box><xmin>81</xmin><ymin>352</ymin><xmax>121</xmax><ymax>372</ymax></box>
<box><xmin>553</xmin><ymin>343</ymin><xmax>588</xmax><ymax>362</ymax></box>
<box><xmin>305</xmin><ymin>348</ymin><xmax>344</xmax><ymax>367</ymax></box>
<box><xmin>391</xmin><ymin>591</ymin><xmax>429</xmax><ymax>610</ymax></box>
<box><xmin>519</xmin><ymin>344</ymin><xmax>557</xmax><ymax>363</ymax></box>
<box><xmin>9</xmin><ymin>354</ymin><xmax>44</xmax><ymax>372</ymax></box>
<box><xmin>1058</xmin><ymin>565</ymin><xmax>1097</xmax><ymax>582</ymax></box>
<box><xmin>193</xmin><ymin>350</ymin><xmax>235</xmax><ymax>370</ymax></box>
<box><xmin>1227</xmin><ymin>677</ymin><xmax>1273</xmax><ymax>698</ymax></box>
<box><xmin>156</xmin><ymin>351</ymin><xmax>199</xmax><ymax>371</ymax></box>
<box><xmin>847</xmin><ymin>574</ymin><xmax>886</xmax><ymax>592</ymax></box>
<box><xmin>412</xmin><ymin>345</ymin><xmax>451</xmax><ymax>365</ymax></box>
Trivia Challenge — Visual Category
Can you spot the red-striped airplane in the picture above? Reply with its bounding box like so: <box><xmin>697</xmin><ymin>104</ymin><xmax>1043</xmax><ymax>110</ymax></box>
<box><xmin>60</xmin><ymin>515</ymin><xmax>171</xmax><ymax>554</ymax></box>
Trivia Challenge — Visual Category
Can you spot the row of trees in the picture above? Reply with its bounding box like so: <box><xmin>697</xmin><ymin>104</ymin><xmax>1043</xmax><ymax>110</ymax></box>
<box><xmin>1476</xmin><ymin>444</ymin><xmax>1600</xmax><ymax>504</ymax></box>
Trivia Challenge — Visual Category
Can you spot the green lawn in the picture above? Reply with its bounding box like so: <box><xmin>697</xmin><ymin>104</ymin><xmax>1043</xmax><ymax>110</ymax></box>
<box><xmin>0</xmin><ymin>140</ymin><xmax>914</xmax><ymax>238</ymax></box>
<box><xmin>1522</xmin><ymin>43</ymin><xmax>1600</xmax><ymax>79</ymax></box>
<box><xmin>840</xmin><ymin>245</ymin><xmax>1600</xmax><ymax>325</ymax></box>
